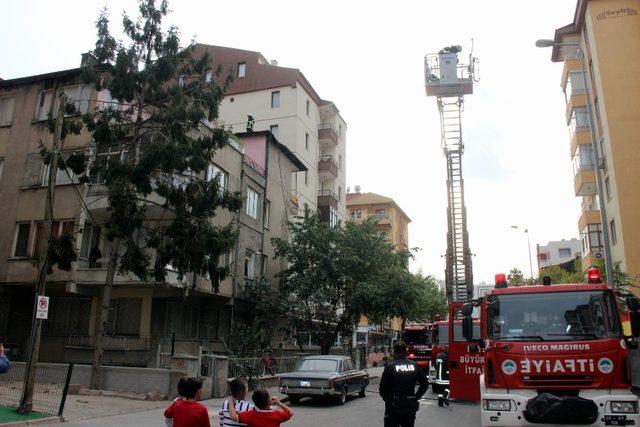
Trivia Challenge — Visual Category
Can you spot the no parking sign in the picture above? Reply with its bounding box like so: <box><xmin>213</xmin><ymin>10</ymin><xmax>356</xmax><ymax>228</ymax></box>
<box><xmin>36</xmin><ymin>296</ymin><xmax>49</xmax><ymax>320</ymax></box>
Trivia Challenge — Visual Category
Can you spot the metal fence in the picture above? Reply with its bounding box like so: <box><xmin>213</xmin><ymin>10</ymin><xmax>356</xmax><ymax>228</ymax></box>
<box><xmin>0</xmin><ymin>362</ymin><xmax>74</xmax><ymax>416</ymax></box>
<box><xmin>228</xmin><ymin>356</ymin><xmax>303</xmax><ymax>379</ymax></box>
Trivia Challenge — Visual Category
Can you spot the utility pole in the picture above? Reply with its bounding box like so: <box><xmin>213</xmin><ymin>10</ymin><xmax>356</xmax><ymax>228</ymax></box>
<box><xmin>19</xmin><ymin>93</ymin><xmax>67</xmax><ymax>413</ymax></box>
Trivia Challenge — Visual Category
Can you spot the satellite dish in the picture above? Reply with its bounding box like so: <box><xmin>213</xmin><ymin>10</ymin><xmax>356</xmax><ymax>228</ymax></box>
<box><xmin>354</xmin><ymin>185</ymin><xmax>361</xmax><ymax>193</ymax></box>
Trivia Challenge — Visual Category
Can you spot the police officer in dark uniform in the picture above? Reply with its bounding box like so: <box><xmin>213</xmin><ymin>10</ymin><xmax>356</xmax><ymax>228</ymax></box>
<box><xmin>379</xmin><ymin>341</ymin><xmax>429</xmax><ymax>427</ymax></box>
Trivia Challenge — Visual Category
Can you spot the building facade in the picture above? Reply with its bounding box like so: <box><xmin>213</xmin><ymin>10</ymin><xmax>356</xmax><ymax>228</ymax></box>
<box><xmin>536</xmin><ymin>238</ymin><xmax>583</xmax><ymax>271</ymax></box>
<box><xmin>549</xmin><ymin>0</ymin><xmax>640</xmax><ymax>286</ymax></box>
<box><xmin>0</xmin><ymin>55</ymin><xmax>305</xmax><ymax>365</ymax></box>
<box><xmin>345</xmin><ymin>191</ymin><xmax>411</xmax><ymax>250</ymax></box>
<box><xmin>192</xmin><ymin>44</ymin><xmax>348</xmax><ymax>225</ymax></box>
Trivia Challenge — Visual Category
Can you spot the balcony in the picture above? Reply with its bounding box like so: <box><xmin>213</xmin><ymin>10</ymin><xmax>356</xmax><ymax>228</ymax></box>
<box><xmin>566</xmin><ymin>94</ymin><xmax>587</xmax><ymax>123</ymax></box>
<box><xmin>318</xmin><ymin>123</ymin><xmax>338</xmax><ymax>147</ymax></box>
<box><xmin>317</xmin><ymin>189</ymin><xmax>338</xmax><ymax>208</ymax></box>
<box><xmin>578</xmin><ymin>209</ymin><xmax>601</xmax><ymax>231</ymax></box>
<box><xmin>574</xmin><ymin>168</ymin><xmax>597</xmax><ymax>196</ymax></box>
<box><xmin>570</xmin><ymin>128</ymin><xmax>591</xmax><ymax>156</ymax></box>
<box><xmin>561</xmin><ymin>58</ymin><xmax>581</xmax><ymax>87</ymax></box>
<box><xmin>318</xmin><ymin>155</ymin><xmax>339</xmax><ymax>179</ymax></box>
<box><xmin>73</xmin><ymin>258</ymin><xmax>186</xmax><ymax>287</ymax></box>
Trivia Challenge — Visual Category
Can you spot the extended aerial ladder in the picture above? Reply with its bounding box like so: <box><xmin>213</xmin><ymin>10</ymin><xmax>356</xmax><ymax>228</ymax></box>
<box><xmin>424</xmin><ymin>46</ymin><xmax>479</xmax><ymax>303</ymax></box>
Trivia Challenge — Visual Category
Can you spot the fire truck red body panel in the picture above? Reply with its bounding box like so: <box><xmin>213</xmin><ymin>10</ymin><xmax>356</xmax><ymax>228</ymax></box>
<box><xmin>477</xmin><ymin>277</ymin><xmax>639</xmax><ymax>427</ymax></box>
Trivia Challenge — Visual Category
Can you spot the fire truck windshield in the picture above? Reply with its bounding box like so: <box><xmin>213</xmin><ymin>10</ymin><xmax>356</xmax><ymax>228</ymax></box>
<box><xmin>403</xmin><ymin>330</ymin><xmax>430</xmax><ymax>345</ymax></box>
<box><xmin>487</xmin><ymin>290</ymin><xmax>621</xmax><ymax>341</ymax></box>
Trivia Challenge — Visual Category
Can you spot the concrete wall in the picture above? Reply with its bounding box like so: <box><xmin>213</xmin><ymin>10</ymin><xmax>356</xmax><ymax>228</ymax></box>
<box><xmin>537</xmin><ymin>238</ymin><xmax>582</xmax><ymax>269</ymax></box>
<box><xmin>70</xmin><ymin>364</ymin><xmax>171</xmax><ymax>395</ymax></box>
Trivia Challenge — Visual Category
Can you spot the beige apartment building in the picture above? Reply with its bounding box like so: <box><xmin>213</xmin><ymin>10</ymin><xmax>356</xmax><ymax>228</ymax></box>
<box><xmin>0</xmin><ymin>55</ymin><xmax>305</xmax><ymax>365</ymax></box>
<box><xmin>192</xmin><ymin>44</ymin><xmax>348</xmax><ymax>225</ymax></box>
<box><xmin>346</xmin><ymin>191</ymin><xmax>411</xmax><ymax>249</ymax></box>
<box><xmin>347</xmin><ymin>191</ymin><xmax>411</xmax><ymax>358</ymax></box>
<box><xmin>548</xmin><ymin>0</ymin><xmax>640</xmax><ymax>288</ymax></box>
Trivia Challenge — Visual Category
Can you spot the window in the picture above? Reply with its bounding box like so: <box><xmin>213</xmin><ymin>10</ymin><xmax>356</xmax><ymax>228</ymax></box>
<box><xmin>178</xmin><ymin>74</ymin><xmax>185</xmax><ymax>87</ymax></box>
<box><xmin>0</xmin><ymin>97</ymin><xmax>15</xmax><ymax>126</ymax></box>
<box><xmin>329</xmin><ymin>206</ymin><xmax>338</xmax><ymax>227</ymax></box>
<box><xmin>605</xmin><ymin>176</ymin><xmax>611</xmax><ymax>200</ymax></box>
<box><xmin>558</xmin><ymin>248</ymin><xmax>572</xmax><ymax>258</ymax></box>
<box><xmin>13</xmin><ymin>223</ymin><xmax>31</xmax><ymax>257</ymax></box>
<box><xmin>205</xmin><ymin>69</ymin><xmax>213</xmax><ymax>83</ymax></box>
<box><xmin>610</xmin><ymin>219</ymin><xmax>617</xmax><ymax>245</ymax></box>
<box><xmin>80</xmin><ymin>224</ymin><xmax>102</xmax><ymax>259</ymax></box>
<box><xmin>338</xmin><ymin>186</ymin><xmax>342</xmax><ymax>201</ymax></box>
<box><xmin>43</xmin><ymin>155</ymin><xmax>80</xmax><ymax>186</ymax></box>
<box><xmin>350</xmin><ymin>209</ymin><xmax>362</xmax><ymax>220</ymax></box>
<box><xmin>261</xmin><ymin>254</ymin><xmax>268</xmax><ymax>277</ymax></box>
<box><xmin>206</xmin><ymin>164</ymin><xmax>228</xmax><ymax>189</ymax></box>
<box><xmin>572</xmin><ymin>144</ymin><xmax>594</xmax><ymax>175</ymax></box>
<box><xmin>35</xmin><ymin>90</ymin><xmax>54</xmax><ymax>121</ymax></box>
<box><xmin>563</xmin><ymin>71</ymin><xmax>585</xmax><ymax>102</ymax></box>
<box><xmin>107</xmin><ymin>298</ymin><xmax>142</xmax><ymax>336</ymax></box>
<box><xmin>539</xmin><ymin>253</ymin><xmax>549</xmax><ymax>262</ymax></box>
<box><xmin>269</xmin><ymin>124</ymin><xmax>278</xmax><ymax>138</ymax></box>
<box><xmin>42</xmin><ymin>297</ymin><xmax>92</xmax><ymax>336</ymax></box>
<box><xmin>305</xmin><ymin>133</ymin><xmax>309</xmax><ymax>150</ymax></box>
<box><xmin>62</xmin><ymin>84</ymin><xmax>92</xmax><ymax>115</ymax></box>
<box><xmin>306</xmin><ymin>99</ymin><xmax>310</xmax><ymax>116</ymax></box>
<box><xmin>246</xmin><ymin>187</ymin><xmax>260</xmax><ymax>219</ymax></box>
<box><xmin>238</xmin><ymin>62</ymin><xmax>246</xmax><ymax>78</ymax></box>
<box><xmin>338</xmin><ymin>154</ymin><xmax>342</xmax><ymax>170</ymax></box>
<box><xmin>0</xmin><ymin>158</ymin><xmax>3</xmax><ymax>183</ymax></box>
<box><xmin>271</xmin><ymin>91</ymin><xmax>280</xmax><ymax>108</ymax></box>
<box><xmin>338</xmin><ymin>123</ymin><xmax>342</xmax><ymax>137</ymax></box>
<box><xmin>304</xmin><ymin>170</ymin><xmax>308</xmax><ymax>186</ymax></box>
<box><xmin>582</xmin><ymin>223</ymin><xmax>603</xmax><ymax>254</ymax></box>
<box><xmin>569</xmin><ymin>106</ymin><xmax>590</xmax><ymax>139</ymax></box>
<box><xmin>34</xmin><ymin>220</ymin><xmax>75</xmax><ymax>257</ymax></box>
<box><xmin>244</xmin><ymin>249</ymin><xmax>255</xmax><ymax>279</ymax></box>
<box><xmin>264</xmin><ymin>200</ymin><xmax>270</xmax><ymax>228</ymax></box>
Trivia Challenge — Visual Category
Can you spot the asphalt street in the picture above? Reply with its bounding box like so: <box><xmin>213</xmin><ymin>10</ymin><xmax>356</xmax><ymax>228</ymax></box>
<box><xmin>63</xmin><ymin>374</ymin><xmax>482</xmax><ymax>426</ymax></box>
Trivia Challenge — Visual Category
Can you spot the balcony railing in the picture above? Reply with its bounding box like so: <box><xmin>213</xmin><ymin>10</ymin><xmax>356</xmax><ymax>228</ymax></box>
<box><xmin>318</xmin><ymin>155</ymin><xmax>339</xmax><ymax>178</ymax></box>
<box><xmin>68</xmin><ymin>335</ymin><xmax>150</xmax><ymax>350</ymax></box>
<box><xmin>318</xmin><ymin>123</ymin><xmax>338</xmax><ymax>146</ymax></box>
<box><xmin>370</xmin><ymin>213</ymin><xmax>390</xmax><ymax>220</ymax></box>
<box><xmin>243</xmin><ymin>154</ymin><xmax>265</xmax><ymax>176</ymax></box>
<box><xmin>317</xmin><ymin>189</ymin><xmax>338</xmax><ymax>200</ymax></box>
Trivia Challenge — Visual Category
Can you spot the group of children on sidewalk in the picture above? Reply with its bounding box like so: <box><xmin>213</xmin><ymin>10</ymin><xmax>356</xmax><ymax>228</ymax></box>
<box><xmin>164</xmin><ymin>377</ymin><xmax>294</xmax><ymax>427</ymax></box>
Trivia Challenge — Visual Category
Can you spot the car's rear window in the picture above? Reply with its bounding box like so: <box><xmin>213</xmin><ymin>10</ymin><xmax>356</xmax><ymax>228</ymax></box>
<box><xmin>296</xmin><ymin>359</ymin><xmax>338</xmax><ymax>371</ymax></box>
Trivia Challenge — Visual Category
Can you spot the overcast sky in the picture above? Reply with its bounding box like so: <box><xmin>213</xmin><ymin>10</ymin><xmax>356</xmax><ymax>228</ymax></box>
<box><xmin>1</xmin><ymin>0</ymin><xmax>581</xmax><ymax>284</ymax></box>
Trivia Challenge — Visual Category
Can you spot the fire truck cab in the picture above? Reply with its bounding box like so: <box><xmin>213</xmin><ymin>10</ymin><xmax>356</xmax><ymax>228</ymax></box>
<box><xmin>462</xmin><ymin>269</ymin><xmax>640</xmax><ymax>427</ymax></box>
<box><xmin>402</xmin><ymin>322</ymin><xmax>432</xmax><ymax>369</ymax></box>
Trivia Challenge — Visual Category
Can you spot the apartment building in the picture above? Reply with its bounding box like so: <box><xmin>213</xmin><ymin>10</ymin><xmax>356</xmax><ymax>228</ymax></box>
<box><xmin>549</xmin><ymin>0</ymin><xmax>640</xmax><ymax>285</ymax></box>
<box><xmin>192</xmin><ymin>44</ymin><xmax>348</xmax><ymax>225</ymax></box>
<box><xmin>536</xmin><ymin>238</ymin><xmax>582</xmax><ymax>272</ymax></box>
<box><xmin>346</xmin><ymin>191</ymin><xmax>411</xmax><ymax>249</ymax></box>
<box><xmin>347</xmin><ymin>191</ymin><xmax>411</xmax><ymax>347</ymax></box>
<box><xmin>0</xmin><ymin>55</ymin><xmax>305</xmax><ymax>365</ymax></box>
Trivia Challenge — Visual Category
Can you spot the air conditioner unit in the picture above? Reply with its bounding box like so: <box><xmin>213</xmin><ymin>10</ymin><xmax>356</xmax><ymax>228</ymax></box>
<box><xmin>594</xmin><ymin>251</ymin><xmax>603</xmax><ymax>259</ymax></box>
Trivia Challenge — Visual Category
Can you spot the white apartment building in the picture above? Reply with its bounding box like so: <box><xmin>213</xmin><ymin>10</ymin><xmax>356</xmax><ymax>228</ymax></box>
<box><xmin>194</xmin><ymin>44</ymin><xmax>347</xmax><ymax>224</ymax></box>
<box><xmin>536</xmin><ymin>238</ymin><xmax>583</xmax><ymax>270</ymax></box>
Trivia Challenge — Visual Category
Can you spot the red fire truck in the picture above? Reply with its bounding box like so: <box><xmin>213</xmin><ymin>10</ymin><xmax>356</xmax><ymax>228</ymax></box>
<box><xmin>402</xmin><ymin>322</ymin><xmax>432</xmax><ymax>369</ymax></box>
<box><xmin>460</xmin><ymin>268</ymin><xmax>640</xmax><ymax>427</ymax></box>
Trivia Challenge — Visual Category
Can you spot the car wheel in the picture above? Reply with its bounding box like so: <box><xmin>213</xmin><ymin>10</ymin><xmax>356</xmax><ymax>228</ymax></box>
<box><xmin>289</xmin><ymin>395</ymin><xmax>301</xmax><ymax>405</ymax></box>
<box><xmin>359</xmin><ymin>384</ymin><xmax>366</xmax><ymax>398</ymax></box>
<box><xmin>337</xmin><ymin>387</ymin><xmax>347</xmax><ymax>405</ymax></box>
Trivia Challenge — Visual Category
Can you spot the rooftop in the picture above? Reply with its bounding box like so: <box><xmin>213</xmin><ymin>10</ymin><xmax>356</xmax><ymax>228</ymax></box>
<box><xmin>346</xmin><ymin>192</ymin><xmax>411</xmax><ymax>222</ymax></box>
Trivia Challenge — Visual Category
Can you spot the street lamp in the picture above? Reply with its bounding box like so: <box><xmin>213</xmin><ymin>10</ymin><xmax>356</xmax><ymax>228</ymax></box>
<box><xmin>511</xmin><ymin>225</ymin><xmax>534</xmax><ymax>280</ymax></box>
<box><xmin>536</xmin><ymin>38</ymin><xmax>615</xmax><ymax>287</ymax></box>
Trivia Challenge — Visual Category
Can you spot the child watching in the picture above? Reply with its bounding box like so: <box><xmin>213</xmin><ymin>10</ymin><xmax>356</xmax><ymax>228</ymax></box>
<box><xmin>164</xmin><ymin>377</ymin><xmax>210</xmax><ymax>427</ymax></box>
<box><xmin>219</xmin><ymin>378</ymin><xmax>254</xmax><ymax>426</ymax></box>
<box><xmin>165</xmin><ymin>377</ymin><xmax>186</xmax><ymax>427</ymax></box>
<box><xmin>227</xmin><ymin>388</ymin><xmax>293</xmax><ymax>427</ymax></box>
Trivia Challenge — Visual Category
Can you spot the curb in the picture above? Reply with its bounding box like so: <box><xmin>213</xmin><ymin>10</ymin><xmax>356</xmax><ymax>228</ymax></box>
<box><xmin>0</xmin><ymin>416</ymin><xmax>61</xmax><ymax>426</ymax></box>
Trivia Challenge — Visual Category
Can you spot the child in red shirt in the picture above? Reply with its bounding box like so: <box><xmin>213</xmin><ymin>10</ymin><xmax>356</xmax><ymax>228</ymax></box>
<box><xmin>227</xmin><ymin>388</ymin><xmax>293</xmax><ymax>427</ymax></box>
<box><xmin>164</xmin><ymin>377</ymin><xmax>211</xmax><ymax>427</ymax></box>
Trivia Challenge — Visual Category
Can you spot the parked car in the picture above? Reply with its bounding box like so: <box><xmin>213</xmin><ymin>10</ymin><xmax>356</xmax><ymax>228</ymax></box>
<box><xmin>279</xmin><ymin>355</ymin><xmax>369</xmax><ymax>405</ymax></box>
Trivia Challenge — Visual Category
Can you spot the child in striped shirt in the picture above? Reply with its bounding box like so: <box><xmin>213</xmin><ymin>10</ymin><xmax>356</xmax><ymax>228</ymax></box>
<box><xmin>220</xmin><ymin>378</ymin><xmax>254</xmax><ymax>426</ymax></box>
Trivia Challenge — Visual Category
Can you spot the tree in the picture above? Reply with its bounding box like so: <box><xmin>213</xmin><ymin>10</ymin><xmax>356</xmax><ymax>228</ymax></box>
<box><xmin>230</xmin><ymin>279</ymin><xmax>289</xmax><ymax>356</ymax></box>
<box><xmin>507</xmin><ymin>268</ymin><xmax>525</xmax><ymax>285</ymax></box>
<box><xmin>272</xmin><ymin>210</ymin><xmax>415</xmax><ymax>355</ymax></box>
<box><xmin>539</xmin><ymin>259</ymin><xmax>583</xmax><ymax>284</ymax></box>
<box><xmin>79</xmin><ymin>0</ymin><xmax>241</xmax><ymax>388</ymax></box>
<box><xmin>404</xmin><ymin>272</ymin><xmax>447</xmax><ymax>323</ymax></box>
